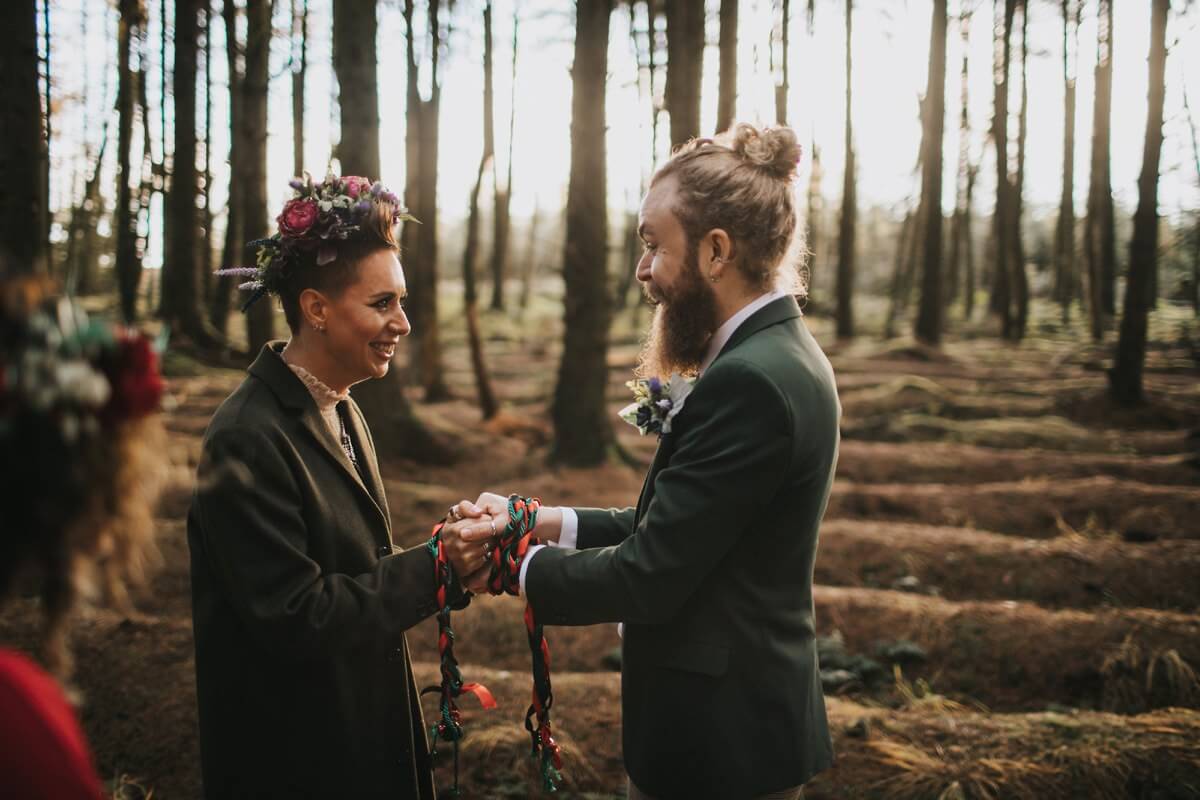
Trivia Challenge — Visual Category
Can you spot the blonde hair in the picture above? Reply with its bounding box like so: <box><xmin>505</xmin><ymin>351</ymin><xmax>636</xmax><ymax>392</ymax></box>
<box><xmin>652</xmin><ymin>123</ymin><xmax>807</xmax><ymax>296</ymax></box>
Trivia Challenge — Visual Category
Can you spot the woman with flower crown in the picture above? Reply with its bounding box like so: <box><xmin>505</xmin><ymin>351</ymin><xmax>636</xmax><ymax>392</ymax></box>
<box><xmin>0</xmin><ymin>276</ymin><xmax>167</xmax><ymax>798</ymax></box>
<box><xmin>187</xmin><ymin>175</ymin><xmax>489</xmax><ymax>797</ymax></box>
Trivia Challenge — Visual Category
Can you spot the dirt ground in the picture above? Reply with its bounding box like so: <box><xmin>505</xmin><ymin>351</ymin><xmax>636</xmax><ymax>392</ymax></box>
<box><xmin>2</xmin><ymin>304</ymin><xmax>1199</xmax><ymax>799</ymax></box>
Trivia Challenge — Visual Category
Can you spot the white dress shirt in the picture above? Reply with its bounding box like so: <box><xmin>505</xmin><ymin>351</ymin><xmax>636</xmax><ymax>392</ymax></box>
<box><xmin>518</xmin><ymin>289</ymin><xmax>789</xmax><ymax>595</ymax></box>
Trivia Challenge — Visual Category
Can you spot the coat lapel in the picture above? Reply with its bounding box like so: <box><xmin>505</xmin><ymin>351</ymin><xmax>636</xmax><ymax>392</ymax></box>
<box><xmin>248</xmin><ymin>344</ymin><xmax>392</xmax><ymax>541</ymax></box>
<box><xmin>343</xmin><ymin>399</ymin><xmax>391</xmax><ymax>534</ymax></box>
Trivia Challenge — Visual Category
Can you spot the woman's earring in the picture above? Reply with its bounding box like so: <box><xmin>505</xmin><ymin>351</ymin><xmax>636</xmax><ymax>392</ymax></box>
<box><xmin>313</xmin><ymin>322</ymin><xmax>325</xmax><ymax>333</ymax></box>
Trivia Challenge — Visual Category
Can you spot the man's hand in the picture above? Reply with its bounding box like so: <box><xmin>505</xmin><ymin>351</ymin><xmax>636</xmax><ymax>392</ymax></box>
<box><xmin>470</xmin><ymin>492</ymin><xmax>564</xmax><ymax>544</ymax></box>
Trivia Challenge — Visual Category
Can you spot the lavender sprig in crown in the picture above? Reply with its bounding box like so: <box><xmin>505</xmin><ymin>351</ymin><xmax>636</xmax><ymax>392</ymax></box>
<box><xmin>217</xmin><ymin>173</ymin><xmax>415</xmax><ymax>311</ymax></box>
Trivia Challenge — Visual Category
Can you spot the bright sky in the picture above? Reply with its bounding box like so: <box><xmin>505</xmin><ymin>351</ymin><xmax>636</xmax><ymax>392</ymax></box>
<box><xmin>47</xmin><ymin>1</ymin><xmax>1200</xmax><ymax>270</ymax></box>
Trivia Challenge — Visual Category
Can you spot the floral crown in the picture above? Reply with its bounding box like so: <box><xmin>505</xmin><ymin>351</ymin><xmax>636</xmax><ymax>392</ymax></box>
<box><xmin>0</xmin><ymin>284</ymin><xmax>165</xmax><ymax>443</ymax></box>
<box><xmin>218</xmin><ymin>173</ymin><xmax>415</xmax><ymax>311</ymax></box>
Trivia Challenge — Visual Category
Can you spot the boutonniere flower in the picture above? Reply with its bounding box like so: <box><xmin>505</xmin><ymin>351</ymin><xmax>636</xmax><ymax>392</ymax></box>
<box><xmin>618</xmin><ymin>374</ymin><xmax>695</xmax><ymax>436</ymax></box>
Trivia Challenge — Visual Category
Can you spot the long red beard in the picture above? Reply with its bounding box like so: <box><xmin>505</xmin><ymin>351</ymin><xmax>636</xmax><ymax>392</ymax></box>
<box><xmin>636</xmin><ymin>254</ymin><xmax>719</xmax><ymax>379</ymax></box>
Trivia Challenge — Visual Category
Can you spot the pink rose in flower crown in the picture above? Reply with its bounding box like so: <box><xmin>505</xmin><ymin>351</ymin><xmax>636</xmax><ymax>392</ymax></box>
<box><xmin>342</xmin><ymin>176</ymin><xmax>372</xmax><ymax>198</ymax></box>
<box><xmin>277</xmin><ymin>198</ymin><xmax>320</xmax><ymax>237</ymax></box>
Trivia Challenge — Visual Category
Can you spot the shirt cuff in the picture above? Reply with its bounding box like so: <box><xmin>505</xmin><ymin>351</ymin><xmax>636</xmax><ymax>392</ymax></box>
<box><xmin>552</xmin><ymin>507</ymin><xmax>579</xmax><ymax>550</ymax></box>
<box><xmin>518</xmin><ymin>544</ymin><xmax>547</xmax><ymax>596</ymax></box>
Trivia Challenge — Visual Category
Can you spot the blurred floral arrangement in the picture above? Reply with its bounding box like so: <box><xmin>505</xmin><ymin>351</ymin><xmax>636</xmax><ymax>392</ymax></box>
<box><xmin>0</xmin><ymin>278</ymin><xmax>167</xmax><ymax>679</ymax></box>
<box><xmin>217</xmin><ymin>173</ymin><xmax>414</xmax><ymax>310</ymax></box>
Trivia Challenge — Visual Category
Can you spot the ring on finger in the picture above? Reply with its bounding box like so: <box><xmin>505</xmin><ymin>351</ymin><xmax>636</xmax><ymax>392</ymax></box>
<box><xmin>447</xmin><ymin>505</ymin><xmax>462</xmax><ymax>522</ymax></box>
<box><xmin>490</xmin><ymin>517</ymin><xmax>498</xmax><ymax>536</ymax></box>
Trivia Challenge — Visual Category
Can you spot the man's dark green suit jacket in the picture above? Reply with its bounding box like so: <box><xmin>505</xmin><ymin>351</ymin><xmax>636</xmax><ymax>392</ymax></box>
<box><xmin>526</xmin><ymin>295</ymin><xmax>838</xmax><ymax>799</ymax></box>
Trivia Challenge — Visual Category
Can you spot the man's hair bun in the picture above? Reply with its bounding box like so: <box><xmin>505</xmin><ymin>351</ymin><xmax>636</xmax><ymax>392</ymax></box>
<box><xmin>725</xmin><ymin>123</ymin><xmax>801</xmax><ymax>180</ymax></box>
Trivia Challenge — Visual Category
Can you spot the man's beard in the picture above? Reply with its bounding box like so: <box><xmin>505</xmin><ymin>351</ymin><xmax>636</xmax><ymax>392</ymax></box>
<box><xmin>636</xmin><ymin>249</ymin><xmax>720</xmax><ymax>378</ymax></box>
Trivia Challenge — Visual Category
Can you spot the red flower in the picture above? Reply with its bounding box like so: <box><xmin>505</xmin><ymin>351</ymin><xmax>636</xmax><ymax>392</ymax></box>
<box><xmin>277</xmin><ymin>198</ymin><xmax>320</xmax><ymax>237</ymax></box>
<box><xmin>102</xmin><ymin>333</ymin><xmax>165</xmax><ymax>423</ymax></box>
<box><xmin>342</xmin><ymin>176</ymin><xmax>372</xmax><ymax>198</ymax></box>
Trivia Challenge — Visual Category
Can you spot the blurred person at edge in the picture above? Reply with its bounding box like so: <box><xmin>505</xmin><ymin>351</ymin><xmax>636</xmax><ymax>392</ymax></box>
<box><xmin>0</xmin><ymin>274</ymin><xmax>167</xmax><ymax>799</ymax></box>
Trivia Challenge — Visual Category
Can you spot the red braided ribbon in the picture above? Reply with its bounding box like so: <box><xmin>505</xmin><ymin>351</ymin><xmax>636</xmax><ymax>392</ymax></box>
<box><xmin>484</xmin><ymin>496</ymin><xmax>563</xmax><ymax>791</ymax></box>
<box><xmin>424</xmin><ymin>496</ymin><xmax>563</xmax><ymax>793</ymax></box>
<box><xmin>422</xmin><ymin>522</ymin><xmax>496</xmax><ymax>796</ymax></box>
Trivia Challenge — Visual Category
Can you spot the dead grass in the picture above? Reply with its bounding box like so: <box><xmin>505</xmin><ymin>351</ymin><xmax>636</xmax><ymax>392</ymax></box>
<box><xmin>812</xmin><ymin>700</ymin><xmax>1200</xmax><ymax>800</ymax></box>
<box><xmin>812</xmin><ymin>586</ymin><xmax>1200</xmax><ymax>712</ymax></box>
<box><xmin>834</xmin><ymin>440</ymin><xmax>1200</xmax><ymax>487</ymax></box>
<box><xmin>1102</xmin><ymin>635</ymin><xmax>1200</xmax><ymax>714</ymax></box>
<box><xmin>828</xmin><ymin>476</ymin><xmax>1200</xmax><ymax>541</ymax></box>
<box><xmin>843</xmin><ymin>412</ymin><xmax>1189</xmax><ymax>455</ymax></box>
<box><xmin>814</xmin><ymin>520</ymin><xmax>1200</xmax><ymax>611</ymax></box>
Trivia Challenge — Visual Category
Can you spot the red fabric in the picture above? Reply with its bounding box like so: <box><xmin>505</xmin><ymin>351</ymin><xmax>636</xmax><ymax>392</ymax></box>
<box><xmin>0</xmin><ymin>649</ymin><xmax>103</xmax><ymax>800</ymax></box>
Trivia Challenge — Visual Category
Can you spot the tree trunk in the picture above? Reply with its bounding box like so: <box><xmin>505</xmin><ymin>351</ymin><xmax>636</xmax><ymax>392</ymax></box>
<box><xmin>552</xmin><ymin>0</ymin><xmax>613</xmax><ymax>466</ymax></box>
<box><xmin>333</xmin><ymin>0</ymin><xmax>380</xmax><ymax>179</ymax></box>
<box><xmin>989</xmin><ymin>0</ymin><xmax>1015</xmax><ymax>339</ymax></box>
<box><xmin>201</xmin><ymin>0</ymin><xmax>214</xmax><ymax>303</ymax></box>
<box><xmin>947</xmin><ymin>6</ymin><xmax>971</xmax><ymax>313</ymax></box>
<box><xmin>716</xmin><ymin>0</ymin><xmax>737</xmax><ymax>133</ymax></box>
<box><xmin>518</xmin><ymin>200</ymin><xmax>540</xmax><ymax>318</ymax></box>
<box><xmin>1084</xmin><ymin>0</ymin><xmax>1115</xmax><ymax>338</ymax></box>
<box><xmin>914</xmin><ymin>0</ymin><xmax>947</xmax><ymax>345</ymax></box>
<box><xmin>210</xmin><ymin>0</ymin><xmax>240</xmax><ymax>335</ymax></box>
<box><xmin>1110</xmin><ymin>0</ymin><xmax>1168</xmax><ymax>406</ymax></box>
<box><xmin>488</xmin><ymin>8</ymin><xmax>519</xmax><ymax>312</ymax></box>
<box><xmin>40</xmin><ymin>0</ymin><xmax>52</xmax><ymax>267</ymax></box>
<box><xmin>292</xmin><ymin>0</ymin><xmax>307</xmax><ymax>178</ymax></box>
<box><xmin>835</xmin><ymin>0</ymin><xmax>855</xmax><ymax>339</ymax></box>
<box><xmin>115</xmin><ymin>0</ymin><xmax>145</xmax><ymax>320</ymax></box>
<box><xmin>884</xmin><ymin>207</ymin><xmax>918</xmax><ymax>339</ymax></box>
<box><xmin>331</xmin><ymin>0</ymin><xmax>447</xmax><ymax>459</ymax></box>
<box><xmin>647</xmin><ymin>1</ymin><xmax>662</xmax><ymax>163</ymax></box>
<box><xmin>774</xmin><ymin>0</ymin><xmax>790</xmax><ymax>125</ymax></box>
<box><xmin>1009</xmin><ymin>0</ymin><xmax>1029</xmax><ymax>341</ymax></box>
<box><xmin>0</xmin><ymin>0</ymin><xmax>48</xmax><ymax>277</ymax></box>
<box><xmin>665</xmin><ymin>0</ymin><xmax>703</xmax><ymax>147</ymax></box>
<box><xmin>242</xmin><ymin>0</ymin><xmax>273</xmax><ymax>352</ymax></box>
<box><xmin>403</xmin><ymin>0</ymin><xmax>451</xmax><ymax>401</ymax></box>
<box><xmin>461</xmin><ymin>1</ymin><xmax>500</xmax><ymax>420</ymax></box>
<box><xmin>67</xmin><ymin>123</ymin><xmax>110</xmax><ymax>295</ymax></box>
<box><xmin>964</xmin><ymin>161</ymin><xmax>978</xmax><ymax>317</ymax></box>
<box><xmin>1054</xmin><ymin>0</ymin><xmax>1079</xmax><ymax>325</ymax></box>
<box><xmin>805</xmin><ymin>143</ymin><xmax>821</xmax><ymax>290</ymax></box>
<box><xmin>1183</xmin><ymin>73</ymin><xmax>1200</xmax><ymax>315</ymax></box>
<box><xmin>162</xmin><ymin>0</ymin><xmax>212</xmax><ymax>344</ymax></box>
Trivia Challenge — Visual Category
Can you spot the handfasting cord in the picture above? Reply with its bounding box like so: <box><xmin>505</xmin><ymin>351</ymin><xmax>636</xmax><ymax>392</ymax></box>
<box><xmin>423</xmin><ymin>523</ymin><xmax>497</xmax><ymax>796</ymax></box>
<box><xmin>485</xmin><ymin>495</ymin><xmax>563</xmax><ymax>791</ymax></box>
<box><xmin>424</xmin><ymin>495</ymin><xmax>562</xmax><ymax>793</ymax></box>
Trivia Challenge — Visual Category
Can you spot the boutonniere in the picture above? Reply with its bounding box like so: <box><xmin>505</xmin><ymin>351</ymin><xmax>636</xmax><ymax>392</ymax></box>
<box><xmin>618</xmin><ymin>374</ymin><xmax>695</xmax><ymax>436</ymax></box>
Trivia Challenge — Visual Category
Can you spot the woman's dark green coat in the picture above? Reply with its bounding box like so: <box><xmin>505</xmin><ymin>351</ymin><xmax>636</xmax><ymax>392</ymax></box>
<box><xmin>187</xmin><ymin>344</ymin><xmax>464</xmax><ymax>798</ymax></box>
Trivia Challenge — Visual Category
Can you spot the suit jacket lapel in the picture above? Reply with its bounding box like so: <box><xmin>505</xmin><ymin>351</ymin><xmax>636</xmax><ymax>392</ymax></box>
<box><xmin>248</xmin><ymin>344</ymin><xmax>391</xmax><ymax>540</ymax></box>
<box><xmin>634</xmin><ymin>432</ymin><xmax>676</xmax><ymax>525</ymax></box>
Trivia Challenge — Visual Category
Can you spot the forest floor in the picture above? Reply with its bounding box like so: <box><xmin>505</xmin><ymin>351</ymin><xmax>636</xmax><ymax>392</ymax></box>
<box><xmin>2</xmin><ymin>296</ymin><xmax>1200</xmax><ymax>799</ymax></box>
